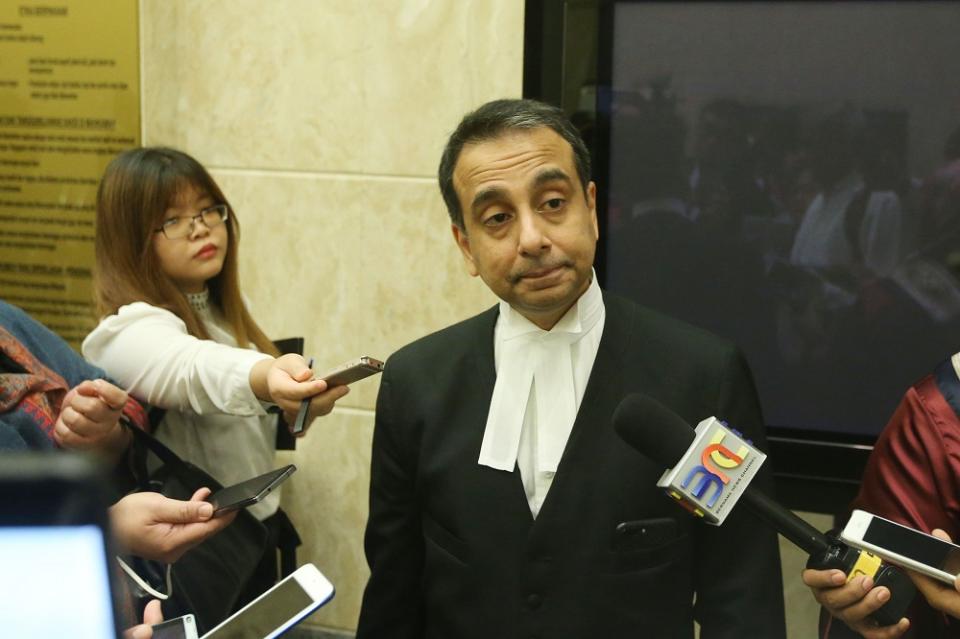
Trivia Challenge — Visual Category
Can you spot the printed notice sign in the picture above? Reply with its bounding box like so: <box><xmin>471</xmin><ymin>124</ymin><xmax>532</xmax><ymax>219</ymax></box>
<box><xmin>0</xmin><ymin>2</ymin><xmax>139</xmax><ymax>347</ymax></box>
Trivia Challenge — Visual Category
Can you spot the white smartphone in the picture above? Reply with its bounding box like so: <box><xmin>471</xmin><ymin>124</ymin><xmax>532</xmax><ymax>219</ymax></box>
<box><xmin>201</xmin><ymin>563</ymin><xmax>334</xmax><ymax>638</ymax></box>
<box><xmin>841</xmin><ymin>509</ymin><xmax>960</xmax><ymax>584</ymax></box>
<box><xmin>152</xmin><ymin>614</ymin><xmax>199</xmax><ymax>639</ymax></box>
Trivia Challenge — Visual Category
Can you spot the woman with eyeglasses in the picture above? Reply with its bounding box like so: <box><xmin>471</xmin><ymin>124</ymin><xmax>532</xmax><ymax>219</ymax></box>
<box><xmin>82</xmin><ymin>147</ymin><xmax>348</xmax><ymax>607</ymax></box>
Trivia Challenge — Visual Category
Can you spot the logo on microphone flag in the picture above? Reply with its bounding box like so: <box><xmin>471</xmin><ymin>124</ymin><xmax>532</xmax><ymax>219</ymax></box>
<box><xmin>656</xmin><ymin>417</ymin><xmax>765</xmax><ymax>525</ymax></box>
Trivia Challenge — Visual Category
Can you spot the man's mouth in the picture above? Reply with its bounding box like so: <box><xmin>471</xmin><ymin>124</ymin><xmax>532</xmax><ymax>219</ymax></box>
<box><xmin>513</xmin><ymin>263</ymin><xmax>568</xmax><ymax>283</ymax></box>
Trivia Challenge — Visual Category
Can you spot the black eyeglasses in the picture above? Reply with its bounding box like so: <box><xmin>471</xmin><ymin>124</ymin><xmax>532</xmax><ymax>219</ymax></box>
<box><xmin>154</xmin><ymin>204</ymin><xmax>230</xmax><ymax>240</ymax></box>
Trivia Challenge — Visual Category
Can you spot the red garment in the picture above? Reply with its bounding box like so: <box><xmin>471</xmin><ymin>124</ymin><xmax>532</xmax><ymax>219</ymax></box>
<box><xmin>0</xmin><ymin>325</ymin><xmax>68</xmax><ymax>443</ymax></box>
<box><xmin>845</xmin><ymin>367</ymin><xmax>960</xmax><ymax>637</ymax></box>
<box><xmin>0</xmin><ymin>323</ymin><xmax>148</xmax><ymax>447</ymax></box>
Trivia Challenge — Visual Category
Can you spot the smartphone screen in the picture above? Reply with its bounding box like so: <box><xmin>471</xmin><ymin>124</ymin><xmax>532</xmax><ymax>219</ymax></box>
<box><xmin>0</xmin><ymin>525</ymin><xmax>115</xmax><ymax>638</ymax></box>
<box><xmin>863</xmin><ymin>517</ymin><xmax>960</xmax><ymax>574</ymax></box>
<box><xmin>203</xmin><ymin>571</ymin><xmax>328</xmax><ymax>638</ymax></box>
<box><xmin>206</xmin><ymin>465</ymin><xmax>296</xmax><ymax>514</ymax></box>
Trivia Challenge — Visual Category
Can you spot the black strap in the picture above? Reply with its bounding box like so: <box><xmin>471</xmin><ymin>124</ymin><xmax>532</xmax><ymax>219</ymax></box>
<box><xmin>147</xmin><ymin>406</ymin><xmax>167</xmax><ymax>431</ymax></box>
<box><xmin>122</xmin><ymin>417</ymin><xmax>208</xmax><ymax>490</ymax></box>
<box><xmin>271</xmin><ymin>509</ymin><xmax>302</xmax><ymax>577</ymax></box>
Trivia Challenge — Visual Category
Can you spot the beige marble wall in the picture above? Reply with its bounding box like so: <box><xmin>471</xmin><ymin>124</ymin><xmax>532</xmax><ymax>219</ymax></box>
<box><xmin>141</xmin><ymin>0</ymin><xmax>518</xmax><ymax>631</ymax></box>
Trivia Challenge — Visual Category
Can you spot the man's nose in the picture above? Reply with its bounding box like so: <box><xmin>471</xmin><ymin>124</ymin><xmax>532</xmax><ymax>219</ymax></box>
<box><xmin>517</xmin><ymin>209</ymin><xmax>549</xmax><ymax>256</ymax></box>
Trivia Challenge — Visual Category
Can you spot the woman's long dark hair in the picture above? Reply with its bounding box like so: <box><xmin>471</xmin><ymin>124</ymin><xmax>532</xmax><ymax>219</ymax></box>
<box><xmin>94</xmin><ymin>146</ymin><xmax>277</xmax><ymax>355</ymax></box>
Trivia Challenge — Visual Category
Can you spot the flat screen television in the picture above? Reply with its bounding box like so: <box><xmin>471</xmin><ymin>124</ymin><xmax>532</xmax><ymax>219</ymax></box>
<box><xmin>525</xmin><ymin>0</ymin><xmax>960</xmax><ymax>513</ymax></box>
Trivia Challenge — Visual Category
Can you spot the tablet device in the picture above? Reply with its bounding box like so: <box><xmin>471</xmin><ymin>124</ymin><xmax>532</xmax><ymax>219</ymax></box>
<box><xmin>201</xmin><ymin>563</ymin><xmax>334</xmax><ymax>638</ymax></box>
<box><xmin>0</xmin><ymin>453</ymin><xmax>120</xmax><ymax>638</ymax></box>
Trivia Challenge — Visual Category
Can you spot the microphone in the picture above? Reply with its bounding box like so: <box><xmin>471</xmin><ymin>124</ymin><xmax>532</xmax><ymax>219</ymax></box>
<box><xmin>613</xmin><ymin>393</ymin><xmax>914</xmax><ymax>627</ymax></box>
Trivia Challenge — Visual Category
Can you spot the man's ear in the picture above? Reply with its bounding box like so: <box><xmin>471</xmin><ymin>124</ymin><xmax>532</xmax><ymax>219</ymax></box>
<box><xmin>586</xmin><ymin>181</ymin><xmax>599</xmax><ymax>240</ymax></box>
<box><xmin>451</xmin><ymin>223</ymin><xmax>479</xmax><ymax>277</ymax></box>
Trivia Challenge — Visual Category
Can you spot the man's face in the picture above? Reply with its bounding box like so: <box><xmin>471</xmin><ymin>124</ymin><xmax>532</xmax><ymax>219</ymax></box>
<box><xmin>451</xmin><ymin>127</ymin><xmax>598</xmax><ymax>330</ymax></box>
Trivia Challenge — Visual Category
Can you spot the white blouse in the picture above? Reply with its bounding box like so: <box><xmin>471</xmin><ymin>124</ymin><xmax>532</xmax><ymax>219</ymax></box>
<box><xmin>82</xmin><ymin>295</ymin><xmax>279</xmax><ymax>520</ymax></box>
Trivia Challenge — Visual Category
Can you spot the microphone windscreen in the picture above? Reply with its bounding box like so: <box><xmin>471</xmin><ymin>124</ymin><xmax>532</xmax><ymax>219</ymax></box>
<box><xmin>613</xmin><ymin>393</ymin><xmax>696</xmax><ymax>468</ymax></box>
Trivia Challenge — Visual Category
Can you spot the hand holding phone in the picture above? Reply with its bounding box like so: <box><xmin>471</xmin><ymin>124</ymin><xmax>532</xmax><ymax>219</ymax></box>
<box><xmin>206</xmin><ymin>465</ymin><xmax>296</xmax><ymax>515</ymax></box>
<box><xmin>152</xmin><ymin>614</ymin><xmax>198</xmax><ymax>639</ymax></box>
<box><xmin>910</xmin><ymin>529</ymin><xmax>960</xmax><ymax>621</ymax></box>
<box><xmin>292</xmin><ymin>356</ymin><xmax>384</xmax><ymax>434</ymax></box>
<box><xmin>291</xmin><ymin>358</ymin><xmax>316</xmax><ymax>435</ymax></box>
<box><xmin>841</xmin><ymin>509</ymin><xmax>960</xmax><ymax>584</ymax></box>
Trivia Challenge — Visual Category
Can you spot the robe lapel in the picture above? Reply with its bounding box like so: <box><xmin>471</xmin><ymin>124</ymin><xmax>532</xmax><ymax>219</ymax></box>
<box><xmin>468</xmin><ymin>305</ymin><xmax>537</xmax><ymax>526</ymax></box>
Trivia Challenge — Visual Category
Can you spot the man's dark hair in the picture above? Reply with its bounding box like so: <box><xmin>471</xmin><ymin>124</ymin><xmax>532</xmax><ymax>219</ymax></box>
<box><xmin>438</xmin><ymin>98</ymin><xmax>592</xmax><ymax>229</ymax></box>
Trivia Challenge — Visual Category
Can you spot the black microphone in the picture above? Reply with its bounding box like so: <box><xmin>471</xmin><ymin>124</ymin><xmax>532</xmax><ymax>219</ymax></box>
<box><xmin>612</xmin><ymin>393</ymin><xmax>914</xmax><ymax>627</ymax></box>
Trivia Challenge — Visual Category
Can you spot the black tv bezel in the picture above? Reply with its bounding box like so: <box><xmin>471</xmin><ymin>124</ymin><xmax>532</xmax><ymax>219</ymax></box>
<box><xmin>523</xmin><ymin>0</ymin><xmax>877</xmax><ymax>514</ymax></box>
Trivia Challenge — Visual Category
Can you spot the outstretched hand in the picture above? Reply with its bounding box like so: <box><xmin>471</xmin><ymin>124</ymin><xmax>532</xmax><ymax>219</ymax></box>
<box><xmin>253</xmin><ymin>354</ymin><xmax>350</xmax><ymax>434</ymax></box>
<box><xmin>110</xmin><ymin>488</ymin><xmax>237</xmax><ymax>563</ymax></box>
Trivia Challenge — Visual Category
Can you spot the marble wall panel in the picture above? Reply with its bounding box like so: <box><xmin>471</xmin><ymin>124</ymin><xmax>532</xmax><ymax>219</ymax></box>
<box><xmin>141</xmin><ymin>0</ymin><xmax>525</xmax><ymax>177</ymax></box>
<box><xmin>213</xmin><ymin>170</ymin><xmax>496</xmax><ymax>411</ymax></box>
<box><xmin>277</xmin><ymin>408</ymin><xmax>375</xmax><ymax>631</ymax></box>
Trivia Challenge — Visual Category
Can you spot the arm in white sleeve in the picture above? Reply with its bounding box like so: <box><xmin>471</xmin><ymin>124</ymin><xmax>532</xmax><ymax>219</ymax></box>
<box><xmin>82</xmin><ymin>302</ymin><xmax>272</xmax><ymax>415</ymax></box>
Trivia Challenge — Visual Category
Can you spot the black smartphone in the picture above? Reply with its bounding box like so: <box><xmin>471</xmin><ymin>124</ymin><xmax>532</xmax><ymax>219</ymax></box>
<box><xmin>206</xmin><ymin>465</ymin><xmax>296</xmax><ymax>515</ymax></box>
<box><xmin>292</xmin><ymin>356</ymin><xmax>385</xmax><ymax>434</ymax></box>
<box><xmin>320</xmin><ymin>355</ymin><xmax>385</xmax><ymax>386</ymax></box>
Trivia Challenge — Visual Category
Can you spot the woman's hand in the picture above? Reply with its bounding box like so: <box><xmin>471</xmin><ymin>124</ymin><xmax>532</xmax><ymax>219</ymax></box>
<box><xmin>250</xmin><ymin>354</ymin><xmax>350</xmax><ymax>433</ymax></box>
<box><xmin>54</xmin><ymin>379</ymin><xmax>131</xmax><ymax>461</ymax></box>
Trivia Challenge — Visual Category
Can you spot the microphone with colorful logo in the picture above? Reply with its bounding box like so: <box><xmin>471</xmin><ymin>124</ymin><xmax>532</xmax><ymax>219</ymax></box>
<box><xmin>612</xmin><ymin>392</ymin><xmax>914</xmax><ymax>627</ymax></box>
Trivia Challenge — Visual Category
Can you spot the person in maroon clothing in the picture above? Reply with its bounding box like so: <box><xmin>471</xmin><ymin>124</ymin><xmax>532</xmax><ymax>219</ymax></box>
<box><xmin>805</xmin><ymin>355</ymin><xmax>960</xmax><ymax>638</ymax></box>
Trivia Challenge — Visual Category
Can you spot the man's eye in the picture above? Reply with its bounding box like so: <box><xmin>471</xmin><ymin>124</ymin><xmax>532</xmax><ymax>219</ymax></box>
<box><xmin>484</xmin><ymin>212</ymin><xmax>511</xmax><ymax>226</ymax></box>
<box><xmin>542</xmin><ymin>198</ymin><xmax>565</xmax><ymax>211</ymax></box>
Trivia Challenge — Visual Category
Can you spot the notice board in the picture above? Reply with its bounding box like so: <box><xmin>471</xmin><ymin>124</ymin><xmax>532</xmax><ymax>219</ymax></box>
<box><xmin>0</xmin><ymin>1</ymin><xmax>139</xmax><ymax>348</ymax></box>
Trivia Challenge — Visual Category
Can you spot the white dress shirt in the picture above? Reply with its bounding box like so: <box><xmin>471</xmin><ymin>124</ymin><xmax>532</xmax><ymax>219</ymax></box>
<box><xmin>82</xmin><ymin>292</ymin><xmax>279</xmax><ymax>520</ymax></box>
<box><xmin>483</xmin><ymin>274</ymin><xmax>605</xmax><ymax>517</ymax></box>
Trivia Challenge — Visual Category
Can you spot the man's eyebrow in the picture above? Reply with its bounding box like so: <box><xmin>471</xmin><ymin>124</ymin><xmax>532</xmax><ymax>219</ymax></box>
<box><xmin>531</xmin><ymin>168</ymin><xmax>573</xmax><ymax>189</ymax></box>
<box><xmin>470</xmin><ymin>186</ymin><xmax>508</xmax><ymax>214</ymax></box>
